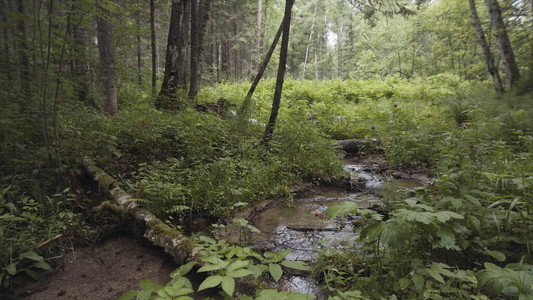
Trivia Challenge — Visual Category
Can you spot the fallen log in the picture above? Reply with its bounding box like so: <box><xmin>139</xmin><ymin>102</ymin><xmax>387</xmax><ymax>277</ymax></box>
<box><xmin>335</xmin><ymin>138</ymin><xmax>380</xmax><ymax>153</ymax></box>
<box><xmin>82</xmin><ymin>158</ymin><xmax>199</xmax><ymax>264</ymax></box>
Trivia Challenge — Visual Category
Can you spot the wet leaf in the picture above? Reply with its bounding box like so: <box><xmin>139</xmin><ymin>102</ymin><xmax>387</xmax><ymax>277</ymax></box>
<box><xmin>281</xmin><ymin>260</ymin><xmax>310</xmax><ymax>271</ymax></box>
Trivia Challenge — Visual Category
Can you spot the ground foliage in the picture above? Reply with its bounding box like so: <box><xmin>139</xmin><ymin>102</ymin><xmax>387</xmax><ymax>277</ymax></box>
<box><xmin>2</xmin><ymin>75</ymin><xmax>533</xmax><ymax>298</ymax></box>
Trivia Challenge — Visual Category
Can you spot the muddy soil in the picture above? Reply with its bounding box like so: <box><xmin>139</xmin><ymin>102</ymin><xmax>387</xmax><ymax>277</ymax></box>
<box><xmin>3</xmin><ymin>235</ymin><xmax>179</xmax><ymax>300</ymax></box>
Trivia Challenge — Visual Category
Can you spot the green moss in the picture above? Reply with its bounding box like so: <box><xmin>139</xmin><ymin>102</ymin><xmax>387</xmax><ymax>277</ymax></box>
<box><xmin>146</xmin><ymin>218</ymin><xmax>196</xmax><ymax>262</ymax></box>
<box><xmin>98</xmin><ymin>173</ymin><xmax>116</xmax><ymax>192</ymax></box>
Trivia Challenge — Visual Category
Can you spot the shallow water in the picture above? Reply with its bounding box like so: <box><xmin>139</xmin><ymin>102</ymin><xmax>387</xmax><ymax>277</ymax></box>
<box><xmin>253</xmin><ymin>163</ymin><xmax>426</xmax><ymax>297</ymax></box>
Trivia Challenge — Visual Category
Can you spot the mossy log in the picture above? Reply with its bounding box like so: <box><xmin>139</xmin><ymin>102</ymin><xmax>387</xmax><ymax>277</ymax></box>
<box><xmin>82</xmin><ymin>158</ymin><xmax>199</xmax><ymax>264</ymax></box>
<box><xmin>335</xmin><ymin>138</ymin><xmax>380</xmax><ymax>153</ymax></box>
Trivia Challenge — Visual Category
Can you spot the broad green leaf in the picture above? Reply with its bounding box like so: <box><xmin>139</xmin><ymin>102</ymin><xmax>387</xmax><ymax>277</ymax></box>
<box><xmin>326</xmin><ymin>201</ymin><xmax>358</xmax><ymax>219</ymax></box>
<box><xmin>405</xmin><ymin>198</ymin><xmax>418</xmax><ymax>207</ymax></box>
<box><xmin>396</xmin><ymin>209</ymin><xmax>434</xmax><ymax>224</ymax></box>
<box><xmin>19</xmin><ymin>251</ymin><xmax>44</xmax><ymax>261</ymax></box>
<box><xmin>197</xmin><ymin>263</ymin><xmax>224</xmax><ymax>272</ymax></box>
<box><xmin>399</xmin><ymin>278</ymin><xmax>410</xmax><ymax>290</ymax></box>
<box><xmin>464</xmin><ymin>195</ymin><xmax>481</xmax><ymax>206</ymax></box>
<box><xmin>227</xmin><ymin>260</ymin><xmax>249</xmax><ymax>272</ymax></box>
<box><xmin>175</xmin><ymin>297</ymin><xmax>194</xmax><ymax>300</ymax></box>
<box><xmin>117</xmin><ymin>290</ymin><xmax>138</xmax><ymax>300</ymax></box>
<box><xmin>171</xmin><ymin>261</ymin><xmax>195</xmax><ymax>278</ymax></box>
<box><xmin>221</xmin><ymin>276</ymin><xmax>235</xmax><ymax>296</ymax></box>
<box><xmin>359</xmin><ymin>222</ymin><xmax>385</xmax><ymax>242</ymax></box>
<box><xmin>198</xmin><ymin>275</ymin><xmax>223</xmax><ymax>291</ymax></box>
<box><xmin>226</xmin><ymin>268</ymin><xmax>252</xmax><ymax>278</ymax></box>
<box><xmin>139</xmin><ymin>278</ymin><xmax>155</xmax><ymax>290</ymax></box>
<box><xmin>436</xmin><ymin>225</ymin><xmax>458</xmax><ymax>250</ymax></box>
<box><xmin>137</xmin><ymin>289</ymin><xmax>153</xmax><ymax>300</ymax></box>
<box><xmin>486</xmin><ymin>250</ymin><xmax>506</xmax><ymax>262</ymax></box>
<box><xmin>247</xmin><ymin>264</ymin><xmax>266</xmax><ymax>279</ymax></box>
<box><xmin>5</xmin><ymin>263</ymin><xmax>16</xmax><ymax>275</ymax></box>
<box><xmin>281</xmin><ymin>260</ymin><xmax>310</xmax><ymax>271</ymax></box>
<box><xmin>269</xmin><ymin>263</ymin><xmax>283</xmax><ymax>283</ymax></box>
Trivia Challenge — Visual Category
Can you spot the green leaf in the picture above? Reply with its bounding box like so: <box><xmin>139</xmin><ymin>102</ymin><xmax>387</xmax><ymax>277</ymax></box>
<box><xmin>172</xmin><ymin>261</ymin><xmax>195</xmax><ymax>278</ymax></box>
<box><xmin>139</xmin><ymin>278</ymin><xmax>155</xmax><ymax>290</ymax></box>
<box><xmin>137</xmin><ymin>289</ymin><xmax>153</xmax><ymax>300</ymax></box>
<box><xmin>464</xmin><ymin>194</ymin><xmax>481</xmax><ymax>206</ymax></box>
<box><xmin>117</xmin><ymin>290</ymin><xmax>138</xmax><ymax>300</ymax></box>
<box><xmin>33</xmin><ymin>261</ymin><xmax>52</xmax><ymax>271</ymax></box>
<box><xmin>269</xmin><ymin>263</ymin><xmax>283</xmax><ymax>283</ymax></box>
<box><xmin>486</xmin><ymin>250</ymin><xmax>506</xmax><ymax>262</ymax></box>
<box><xmin>399</xmin><ymin>278</ymin><xmax>410</xmax><ymax>290</ymax></box>
<box><xmin>227</xmin><ymin>260</ymin><xmax>249</xmax><ymax>273</ymax></box>
<box><xmin>175</xmin><ymin>297</ymin><xmax>194</xmax><ymax>300</ymax></box>
<box><xmin>326</xmin><ymin>201</ymin><xmax>359</xmax><ymax>219</ymax></box>
<box><xmin>198</xmin><ymin>275</ymin><xmax>223</xmax><ymax>291</ymax></box>
<box><xmin>221</xmin><ymin>276</ymin><xmax>235</xmax><ymax>296</ymax></box>
<box><xmin>19</xmin><ymin>251</ymin><xmax>44</xmax><ymax>261</ymax></box>
<box><xmin>281</xmin><ymin>260</ymin><xmax>310</xmax><ymax>271</ymax></box>
<box><xmin>5</xmin><ymin>263</ymin><xmax>16</xmax><ymax>275</ymax></box>
<box><xmin>226</xmin><ymin>268</ymin><xmax>252</xmax><ymax>278</ymax></box>
<box><xmin>359</xmin><ymin>222</ymin><xmax>385</xmax><ymax>242</ymax></box>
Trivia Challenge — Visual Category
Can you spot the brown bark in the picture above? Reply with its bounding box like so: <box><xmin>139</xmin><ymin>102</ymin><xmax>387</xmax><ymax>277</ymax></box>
<box><xmin>72</xmin><ymin>23</ymin><xmax>90</xmax><ymax>103</ymax></box>
<box><xmin>150</xmin><ymin>0</ymin><xmax>157</xmax><ymax>98</ymax></box>
<box><xmin>188</xmin><ymin>0</ymin><xmax>213</xmax><ymax>102</ymax></box>
<box><xmin>469</xmin><ymin>0</ymin><xmax>504</xmax><ymax>93</ymax></box>
<box><xmin>156</xmin><ymin>0</ymin><xmax>190</xmax><ymax>108</ymax></box>
<box><xmin>1</xmin><ymin>0</ymin><xmax>12</xmax><ymax>83</ymax></box>
<box><xmin>96</xmin><ymin>2</ymin><xmax>117</xmax><ymax>115</ymax></box>
<box><xmin>262</xmin><ymin>0</ymin><xmax>295</xmax><ymax>144</ymax></box>
<box><xmin>485</xmin><ymin>0</ymin><xmax>520</xmax><ymax>88</ymax></box>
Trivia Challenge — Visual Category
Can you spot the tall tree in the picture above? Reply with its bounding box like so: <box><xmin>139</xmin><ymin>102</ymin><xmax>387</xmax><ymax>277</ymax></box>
<box><xmin>188</xmin><ymin>0</ymin><xmax>213</xmax><ymax>101</ymax></box>
<box><xmin>485</xmin><ymin>0</ymin><xmax>520</xmax><ymax>88</ymax></box>
<box><xmin>17</xmin><ymin>0</ymin><xmax>29</xmax><ymax>91</ymax></box>
<box><xmin>302</xmin><ymin>2</ymin><xmax>318</xmax><ymax>79</ymax></box>
<box><xmin>338</xmin><ymin>0</ymin><xmax>345</xmax><ymax>78</ymax></box>
<box><xmin>96</xmin><ymin>1</ymin><xmax>117</xmax><ymax>115</ymax></box>
<box><xmin>157</xmin><ymin>0</ymin><xmax>190</xmax><ymax>108</ymax></box>
<box><xmin>150</xmin><ymin>0</ymin><xmax>157</xmax><ymax>98</ymax></box>
<box><xmin>469</xmin><ymin>0</ymin><xmax>504</xmax><ymax>93</ymax></box>
<box><xmin>136</xmin><ymin>0</ymin><xmax>143</xmax><ymax>87</ymax></box>
<box><xmin>262</xmin><ymin>0</ymin><xmax>295</xmax><ymax>144</ymax></box>
<box><xmin>256</xmin><ymin>0</ymin><xmax>262</xmax><ymax>69</ymax></box>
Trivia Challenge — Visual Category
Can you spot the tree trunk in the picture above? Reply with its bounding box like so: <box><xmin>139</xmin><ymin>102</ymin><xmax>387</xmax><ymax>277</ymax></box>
<box><xmin>302</xmin><ymin>2</ymin><xmax>317</xmax><ymax>79</ymax></box>
<box><xmin>239</xmin><ymin>18</ymin><xmax>285</xmax><ymax>115</ymax></box>
<box><xmin>188</xmin><ymin>0</ymin><xmax>212</xmax><ymax>102</ymax></box>
<box><xmin>338</xmin><ymin>0</ymin><xmax>344</xmax><ymax>78</ymax></box>
<box><xmin>17</xmin><ymin>0</ymin><xmax>29</xmax><ymax>90</ymax></box>
<box><xmin>485</xmin><ymin>0</ymin><xmax>520</xmax><ymax>89</ymax></box>
<box><xmin>262</xmin><ymin>0</ymin><xmax>295</xmax><ymax>144</ymax></box>
<box><xmin>150</xmin><ymin>0</ymin><xmax>157</xmax><ymax>98</ymax></box>
<box><xmin>72</xmin><ymin>23</ymin><xmax>91</xmax><ymax>103</ymax></box>
<box><xmin>83</xmin><ymin>158</ymin><xmax>199</xmax><ymax>264</ymax></box>
<box><xmin>256</xmin><ymin>0</ymin><xmax>262</xmax><ymax>69</ymax></box>
<box><xmin>136</xmin><ymin>0</ymin><xmax>143</xmax><ymax>87</ymax></box>
<box><xmin>469</xmin><ymin>0</ymin><xmax>504</xmax><ymax>93</ymax></box>
<box><xmin>263</xmin><ymin>0</ymin><xmax>268</xmax><ymax>52</ymax></box>
<box><xmin>96</xmin><ymin>2</ymin><xmax>117</xmax><ymax>115</ymax></box>
<box><xmin>156</xmin><ymin>0</ymin><xmax>190</xmax><ymax>108</ymax></box>
<box><xmin>1</xmin><ymin>0</ymin><xmax>11</xmax><ymax>83</ymax></box>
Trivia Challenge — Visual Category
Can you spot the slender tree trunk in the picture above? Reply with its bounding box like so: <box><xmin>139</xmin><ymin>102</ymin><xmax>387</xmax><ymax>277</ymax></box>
<box><xmin>485</xmin><ymin>0</ymin><xmax>520</xmax><ymax>88</ymax></box>
<box><xmin>188</xmin><ymin>0</ymin><xmax>212</xmax><ymax>102</ymax></box>
<box><xmin>262</xmin><ymin>0</ymin><xmax>295</xmax><ymax>144</ymax></box>
<box><xmin>137</xmin><ymin>0</ymin><xmax>143</xmax><ymax>87</ymax></box>
<box><xmin>263</xmin><ymin>0</ymin><xmax>268</xmax><ymax>52</ymax></box>
<box><xmin>469</xmin><ymin>0</ymin><xmax>504</xmax><ymax>93</ymax></box>
<box><xmin>17</xmin><ymin>0</ymin><xmax>29</xmax><ymax>90</ymax></box>
<box><xmin>150</xmin><ymin>0</ymin><xmax>157</xmax><ymax>98</ymax></box>
<box><xmin>302</xmin><ymin>2</ymin><xmax>317</xmax><ymax>79</ymax></box>
<box><xmin>189</xmin><ymin>0</ymin><xmax>199</xmax><ymax>101</ymax></box>
<box><xmin>338</xmin><ymin>0</ymin><xmax>344</xmax><ymax>78</ymax></box>
<box><xmin>156</xmin><ymin>0</ymin><xmax>189</xmax><ymax>108</ymax></box>
<box><xmin>96</xmin><ymin>2</ymin><xmax>117</xmax><ymax>115</ymax></box>
<box><xmin>256</xmin><ymin>0</ymin><xmax>262</xmax><ymax>69</ymax></box>
<box><xmin>72</xmin><ymin>23</ymin><xmax>90</xmax><ymax>103</ymax></box>
<box><xmin>1</xmin><ymin>0</ymin><xmax>12</xmax><ymax>83</ymax></box>
<box><xmin>239</xmin><ymin>18</ymin><xmax>285</xmax><ymax>114</ymax></box>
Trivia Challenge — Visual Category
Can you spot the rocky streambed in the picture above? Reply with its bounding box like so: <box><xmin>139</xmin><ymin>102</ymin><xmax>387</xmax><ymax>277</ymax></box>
<box><xmin>249</xmin><ymin>155</ymin><xmax>430</xmax><ymax>296</ymax></box>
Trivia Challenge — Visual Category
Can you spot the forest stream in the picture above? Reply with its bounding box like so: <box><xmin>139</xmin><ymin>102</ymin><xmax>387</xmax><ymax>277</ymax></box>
<box><xmin>248</xmin><ymin>154</ymin><xmax>429</xmax><ymax>297</ymax></box>
<box><xmin>6</xmin><ymin>154</ymin><xmax>429</xmax><ymax>300</ymax></box>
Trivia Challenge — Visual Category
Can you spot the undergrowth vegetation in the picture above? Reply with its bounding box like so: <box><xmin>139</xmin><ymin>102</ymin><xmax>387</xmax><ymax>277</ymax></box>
<box><xmin>3</xmin><ymin>74</ymin><xmax>533</xmax><ymax>298</ymax></box>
